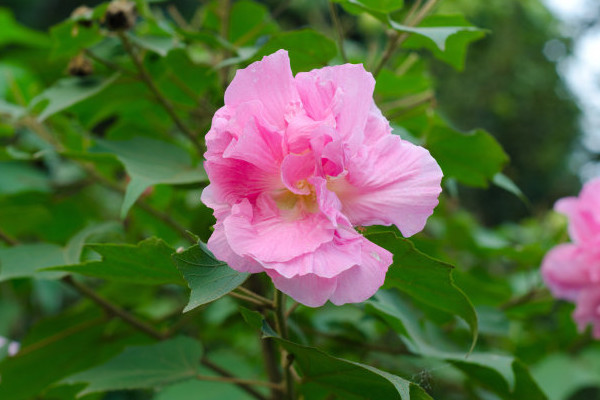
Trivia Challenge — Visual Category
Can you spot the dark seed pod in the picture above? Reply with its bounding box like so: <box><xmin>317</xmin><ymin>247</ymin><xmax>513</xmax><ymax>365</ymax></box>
<box><xmin>68</xmin><ymin>54</ymin><xmax>94</xmax><ymax>77</ymax></box>
<box><xmin>70</xmin><ymin>6</ymin><xmax>94</xmax><ymax>28</ymax></box>
<box><xmin>104</xmin><ymin>0</ymin><xmax>137</xmax><ymax>31</ymax></box>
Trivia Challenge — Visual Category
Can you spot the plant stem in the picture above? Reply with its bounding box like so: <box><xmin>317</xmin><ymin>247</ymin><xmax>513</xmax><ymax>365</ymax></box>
<box><xmin>328</xmin><ymin>1</ymin><xmax>348</xmax><ymax>63</ymax></box>
<box><xmin>196</xmin><ymin>374</ymin><xmax>281</xmax><ymax>389</ymax></box>
<box><xmin>201</xmin><ymin>357</ymin><xmax>269</xmax><ymax>400</ymax></box>
<box><xmin>117</xmin><ymin>31</ymin><xmax>204</xmax><ymax>155</ymax></box>
<box><xmin>0</xmin><ymin>227</ymin><xmax>18</xmax><ymax>246</ymax></box>
<box><xmin>273</xmin><ymin>290</ymin><xmax>294</xmax><ymax>400</ymax></box>
<box><xmin>261</xmin><ymin>338</ymin><xmax>283</xmax><ymax>400</ymax></box>
<box><xmin>230</xmin><ymin>291</ymin><xmax>274</xmax><ymax>308</ymax></box>
<box><xmin>238</xmin><ymin>286</ymin><xmax>275</xmax><ymax>305</ymax></box>
<box><xmin>19</xmin><ymin>117</ymin><xmax>191</xmax><ymax>241</ymax></box>
<box><xmin>372</xmin><ymin>0</ymin><xmax>439</xmax><ymax>77</ymax></box>
<box><xmin>62</xmin><ymin>275</ymin><xmax>169</xmax><ymax>340</ymax></box>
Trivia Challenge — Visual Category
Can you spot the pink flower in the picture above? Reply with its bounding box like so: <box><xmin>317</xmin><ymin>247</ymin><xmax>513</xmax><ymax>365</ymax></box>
<box><xmin>541</xmin><ymin>177</ymin><xmax>600</xmax><ymax>336</ymax></box>
<box><xmin>202</xmin><ymin>50</ymin><xmax>443</xmax><ymax>307</ymax></box>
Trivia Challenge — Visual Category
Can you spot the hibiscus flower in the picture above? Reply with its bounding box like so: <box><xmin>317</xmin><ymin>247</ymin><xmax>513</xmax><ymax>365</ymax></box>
<box><xmin>202</xmin><ymin>50</ymin><xmax>443</xmax><ymax>307</ymax></box>
<box><xmin>542</xmin><ymin>177</ymin><xmax>600</xmax><ymax>336</ymax></box>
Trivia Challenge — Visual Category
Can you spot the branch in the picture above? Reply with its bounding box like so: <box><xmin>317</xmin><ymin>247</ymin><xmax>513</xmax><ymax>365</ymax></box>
<box><xmin>117</xmin><ymin>32</ymin><xmax>205</xmax><ymax>155</ymax></box>
<box><xmin>0</xmin><ymin>227</ymin><xmax>18</xmax><ymax>246</ymax></box>
<box><xmin>201</xmin><ymin>357</ymin><xmax>270</xmax><ymax>400</ymax></box>
<box><xmin>372</xmin><ymin>0</ymin><xmax>439</xmax><ymax>77</ymax></box>
<box><xmin>196</xmin><ymin>374</ymin><xmax>281</xmax><ymax>390</ymax></box>
<box><xmin>62</xmin><ymin>275</ymin><xmax>169</xmax><ymax>340</ymax></box>
<box><xmin>273</xmin><ymin>290</ymin><xmax>294</xmax><ymax>400</ymax></box>
<box><xmin>20</xmin><ymin>117</ymin><xmax>191</xmax><ymax>241</ymax></box>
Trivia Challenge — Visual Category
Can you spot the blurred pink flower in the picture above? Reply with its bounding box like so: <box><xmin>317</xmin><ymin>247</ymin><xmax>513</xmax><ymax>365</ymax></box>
<box><xmin>202</xmin><ymin>50</ymin><xmax>443</xmax><ymax>307</ymax></box>
<box><xmin>542</xmin><ymin>177</ymin><xmax>600</xmax><ymax>336</ymax></box>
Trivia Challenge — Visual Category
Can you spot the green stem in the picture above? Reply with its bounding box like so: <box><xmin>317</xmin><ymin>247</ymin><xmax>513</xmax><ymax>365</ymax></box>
<box><xmin>117</xmin><ymin>31</ymin><xmax>205</xmax><ymax>154</ymax></box>
<box><xmin>273</xmin><ymin>290</ymin><xmax>294</xmax><ymax>400</ymax></box>
<box><xmin>328</xmin><ymin>1</ymin><xmax>348</xmax><ymax>63</ymax></box>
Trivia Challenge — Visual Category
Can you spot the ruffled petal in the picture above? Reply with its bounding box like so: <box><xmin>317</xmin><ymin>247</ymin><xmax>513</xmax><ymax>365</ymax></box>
<box><xmin>555</xmin><ymin>177</ymin><xmax>600</xmax><ymax>245</ymax></box>
<box><xmin>267</xmin><ymin>270</ymin><xmax>337</xmax><ymax>308</ymax></box>
<box><xmin>223</xmin><ymin>199</ymin><xmax>335</xmax><ymax>263</ymax></box>
<box><xmin>281</xmin><ymin>152</ymin><xmax>316</xmax><ymax>195</ymax></box>
<box><xmin>295</xmin><ymin>64</ymin><xmax>375</xmax><ymax>145</ymax></box>
<box><xmin>541</xmin><ymin>243</ymin><xmax>599</xmax><ymax>301</ymax></box>
<box><xmin>329</xmin><ymin>238</ymin><xmax>392</xmax><ymax>305</ymax></box>
<box><xmin>224</xmin><ymin>50</ymin><xmax>301</xmax><ymax>130</ymax></box>
<box><xmin>574</xmin><ymin>288</ymin><xmax>600</xmax><ymax>338</ymax></box>
<box><xmin>207</xmin><ymin>223</ymin><xmax>264</xmax><ymax>273</ymax></box>
<box><xmin>330</xmin><ymin>135</ymin><xmax>443</xmax><ymax>237</ymax></box>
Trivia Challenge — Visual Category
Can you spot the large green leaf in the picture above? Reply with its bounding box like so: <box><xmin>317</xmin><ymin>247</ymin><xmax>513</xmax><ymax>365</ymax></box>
<box><xmin>0</xmin><ymin>243</ymin><xmax>67</xmax><ymax>281</ymax></box>
<box><xmin>229</xmin><ymin>0</ymin><xmax>278</xmax><ymax>45</ymax></box>
<box><xmin>400</xmin><ymin>15</ymin><xmax>486</xmax><ymax>70</ymax></box>
<box><xmin>242</xmin><ymin>309</ymin><xmax>431</xmax><ymax>400</ymax></box>
<box><xmin>172</xmin><ymin>242</ymin><xmax>249</xmax><ymax>312</ymax></box>
<box><xmin>366</xmin><ymin>230</ymin><xmax>478</xmax><ymax>350</ymax></box>
<box><xmin>28</xmin><ymin>74</ymin><xmax>120</xmax><ymax>122</ymax></box>
<box><xmin>92</xmin><ymin>137</ymin><xmax>207</xmax><ymax>217</ymax></box>
<box><xmin>48</xmin><ymin>237</ymin><xmax>185</xmax><ymax>286</ymax></box>
<box><xmin>0</xmin><ymin>161</ymin><xmax>51</xmax><ymax>195</ymax></box>
<box><xmin>532</xmin><ymin>349</ymin><xmax>600</xmax><ymax>400</ymax></box>
<box><xmin>0</xmin><ymin>8</ymin><xmax>50</xmax><ymax>48</ymax></box>
<box><xmin>337</xmin><ymin>0</ymin><xmax>404</xmax><ymax>13</ymax></box>
<box><xmin>64</xmin><ymin>336</ymin><xmax>202</xmax><ymax>395</ymax></box>
<box><xmin>0</xmin><ymin>222</ymin><xmax>121</xmax><ymax>282</ymax></box>
<box><xmin>0</xmin><ymin>310</ymin><xmax>131</xmax><ymax>400</ymax></box>
<box><xmin>367</xmin><ymin>291</ymin><xmax>547</xmax><ymax>400</ymax></box>
<box><xmin>426</xmin><ymin>125</ymin><xmax>509</xmax><ymax>187</ymax></box>
<box><xmin>50</xmin><ymin>20</ymin><xmax>103</xmax><ymax>59</ymax></box>
<box><xmin>255</xmin><ymin>29</ymin><xmax>337</xmax><ymax>73</ymax></box>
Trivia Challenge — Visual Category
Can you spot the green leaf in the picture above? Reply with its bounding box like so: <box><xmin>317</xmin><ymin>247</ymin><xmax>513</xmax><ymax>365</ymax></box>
<box><xmin>493</xmin><ymin>173</ymin><xmax>530</xmax><ymax>205</ymax></box>
<box><xmin>0</xmin><ymin>310</ymin><xmax>131</xmax><ymax>400</ymax></box>
<box><xmin>398</xmin><ymin>15</ymin><xmax>487</xmax><ymax>70</ymax></box>
<box><xmin>366</xmin><ymin>230</ymin><xmax>478</xmax><ymax>351</ymax></box>
<box><xmin>0</xmin><ymin>8</ymin><xmax>50</xmax><ymax>48</ymax></box>
<box><xmin>532</xmin><ymin>349</ymin><xmax>600</xmax><ymax>400</ymax></box>
<box><xmin>426</xmin><ymin>125</ymin><xmax>509</xmax><ymax>187</ymax></box>
<box><xmin>260</xmin><ymin>322</ymin><xmax>432</xmax><ymax>399</ymax></box>
<box><xmin>128</xmin><ymin>33</ymin><xmax>181</xmax><ymax>57</ymax></box>
<box><xmin>92</xmin><ymin>137</ymin><xmax>207</xmax><ymax>217</ymax></box>
<box><xmin>65</xmin><ymin>336</ymin><xmax>202</xmax><ymax>395</ymax></box>
<box><xmin>255</xmin><ymin>29</ymin><xmax>337</xmax><ymax>73</ymax></box>
<box><xmin>29</xmin><ymin>74</ymin><xmax>120</xmax><ymax>122</ymax></box>
<box><xmin>0</xmin><ymin>161</ymin><xmax>51</xmax><ymax>195</ymax></box>
<box><xmin>50</xmin><ymin>20</ymin><xmax>103</xmax><ymax>59</ymax></box>
<box><xmin>334</xmin><ymin>0</ymin><xmax>404</xmax><ymax>14</ymax></box>
<box><xmin>47</xmin><ymin>238</ymin><xmax>185</xmax><ymax>286</ymax></box>
<box><xmin>0</xmin><ymin>222</ymin><xmax>122</xmax><ymax>282</ymax></box>
<box><xmin>0</xmin><ymin>243</ymin><xmax>67</xmax><ymax>281</ymax></box>
<box><xmin>367</xmin><ymin>291</ymin><xmax>547</xmax><ymax>400</ymax></box>
<box><xmin>172</xmin><ymin>242</ymin><xmax>249</xmax><ymax>312</ymax></box>
<box><xmin>229</xmin><ymin>0</ymin><xmax>278</xmax><ymax>45</ymax></box>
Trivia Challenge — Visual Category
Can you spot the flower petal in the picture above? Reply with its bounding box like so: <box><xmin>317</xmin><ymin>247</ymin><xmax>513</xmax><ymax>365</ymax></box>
<box><xmin>295</xmin><ymin>64</ymin><xmax>375</xmax><ymax>145</ymax></box>
<box><xmin>574</xmin><ymin>288</ymin><xmax>600</xmax><ymax>338</ymax></box>
<box><xmin>541</xmin><ymin>243</ymin><xmax>600</xmax><ymax>301</ymax></box>
<box><xmin>267</xmin><ymin>269</ymin><xmax>337</xmax><ymax>308</ymax></box>
<box><xmin>223</xmin><ymin>199</ymin><xmax>335</xmax><ymax>263</ymax></box>
<box><xmin>330</xmin><ymin>135</ymin><xmax>443</xmax><ymax>237</ymax></box>
<box><xmin>555</xmin><ymin>177</ymin><xmax>600</xmax><ymax>246</ymax></box>
<box><xmin>207</xmin><ymin>223</ymin><xmax>264</xmax><ymax>273</ymax></box>
<box><xmin>224</xmin><ymin>50</ymin><xmax>301</xmax><ymax>130</ymax></box>
<box><xmin>329</xmin><ymin>238</ymin><xmax>392</xmax><ymax>305</ymax></box>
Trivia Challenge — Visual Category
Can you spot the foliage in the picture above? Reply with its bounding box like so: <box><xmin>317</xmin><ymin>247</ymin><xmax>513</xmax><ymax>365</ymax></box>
<box><xmin>0</xmin><ymin>1</ymin><xmax>591</xmax><ymax>400</ymax></box>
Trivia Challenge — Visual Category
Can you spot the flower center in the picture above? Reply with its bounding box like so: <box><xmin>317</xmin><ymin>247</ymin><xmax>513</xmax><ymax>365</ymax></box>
<box><xmin>273</xmin><ymin>180</ymin><xmax>319</xmax><ymax>214</ymax></box>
